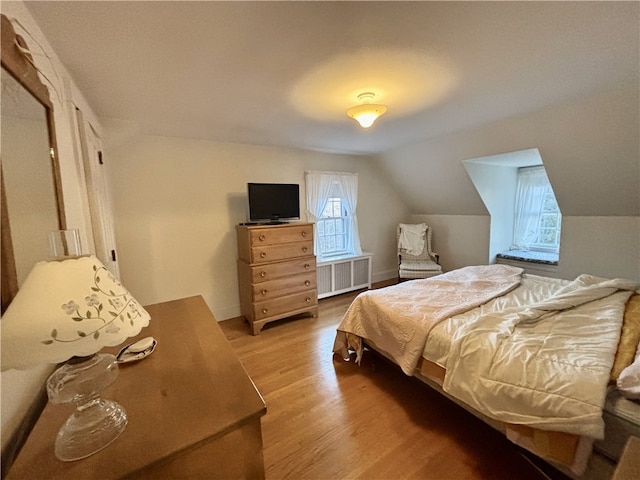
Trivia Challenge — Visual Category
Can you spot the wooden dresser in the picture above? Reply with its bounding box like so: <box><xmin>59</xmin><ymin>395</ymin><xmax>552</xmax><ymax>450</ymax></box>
<box><xmin>236</xmin><ymin>222</ymin><xmax>318</xmax><ymax>335</ymax></box>
<box><xmin>6</xmin><ymin>296</ymin><xmax>266</xmax><ymax>480</ymax></box>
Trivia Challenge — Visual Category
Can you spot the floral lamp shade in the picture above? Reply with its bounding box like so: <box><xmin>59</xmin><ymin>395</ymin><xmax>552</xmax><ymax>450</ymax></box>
<box><xmin>1</xmin><ymin>255</ymin><xmax>150</xmax><ymax>371</ymax></box>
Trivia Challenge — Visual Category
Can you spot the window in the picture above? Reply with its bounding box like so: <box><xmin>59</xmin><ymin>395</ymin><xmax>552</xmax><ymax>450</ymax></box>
<box><xmin>317</xmin><ymin>196</ymin><xmax>347</xmax><ymax>256</ymax></box>
<box><xmin>512</xmin><ymin>166</ymin><xmax>562</xmax><ymax>254</ymax></box>
<box><xmin>533</xmin><ymin>185</ymin><xmax>562</xmax><ymax>251</ymax></box>
<box><xmin>462</xmin><ymin>148</ymin><xmax>561</xmax><ymax>266</ymax></box>
<box><xmin>305</xmin><ymin>171</ymin><xmax>362</xmax><ymax>258</ymax></box>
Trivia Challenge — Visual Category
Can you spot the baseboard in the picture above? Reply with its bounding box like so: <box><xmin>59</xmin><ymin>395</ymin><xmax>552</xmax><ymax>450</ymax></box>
<box><xmin>372</xmin><ymin>269</ymin><xmax>398</xmax><ymax>284</ymax></box>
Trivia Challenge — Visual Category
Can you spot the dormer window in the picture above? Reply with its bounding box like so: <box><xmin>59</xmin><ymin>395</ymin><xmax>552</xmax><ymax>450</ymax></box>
<box><xmin>512</xmin><ymin>166</ymin><xmax>562</xmax><ymax>254</ymax></box>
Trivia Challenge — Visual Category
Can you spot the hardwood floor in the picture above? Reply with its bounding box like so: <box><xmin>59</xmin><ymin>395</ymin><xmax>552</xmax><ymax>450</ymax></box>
<box><xmin>220</xmin><ymin>284</ymin><xmax>554</xmax><ymax>480</ymax></box>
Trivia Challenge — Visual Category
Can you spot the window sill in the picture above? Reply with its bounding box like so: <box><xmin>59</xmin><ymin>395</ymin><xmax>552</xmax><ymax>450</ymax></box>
<box><xmin>495</xmin><ymin>255</ymin><xmax>559</xmax><ymax>276</ymax></box>
<box><xmin>496</xmin><ymin>250</ymin><xmax>558</xmax><ymax>266</ymax></box>
<box><xmin>317</xmin><ymin>252</ymin><xmax>372</xmax><ymax>264</ymax></box>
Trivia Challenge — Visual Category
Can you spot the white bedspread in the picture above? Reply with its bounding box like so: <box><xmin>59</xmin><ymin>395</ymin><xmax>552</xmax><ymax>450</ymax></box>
<box><xmin>442</xmin><ymin>274</ymin><xmax>637</xmax><ymax>439</ymax></box>
<box><xmin>333</xmin><ymin>264</ymin><xmax>523</xmax><ymax>374</ymax></box>
<box><xmin>423</xmin><ymin>274</ymin><xmax>570</xmax><ymax>367</ymax></box>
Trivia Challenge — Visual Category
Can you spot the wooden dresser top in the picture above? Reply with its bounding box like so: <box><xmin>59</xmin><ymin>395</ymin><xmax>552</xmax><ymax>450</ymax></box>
<box><xmin>7</xmin><ymin>296</ymin><xmax>266</xmax><ymax>480</ymax></box>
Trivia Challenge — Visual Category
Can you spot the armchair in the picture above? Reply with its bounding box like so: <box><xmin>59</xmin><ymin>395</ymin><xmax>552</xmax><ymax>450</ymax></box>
<box><xmin>397</xmin><ymin>223</ymin><xmax>442</xmax><ymax>280</ymax></box>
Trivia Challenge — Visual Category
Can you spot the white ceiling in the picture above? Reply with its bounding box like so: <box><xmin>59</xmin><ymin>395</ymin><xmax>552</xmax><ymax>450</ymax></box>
<box><xmin>23</xmin><ymin>1</ymin><xmax>639</xmax><ymax>156</ymax></box>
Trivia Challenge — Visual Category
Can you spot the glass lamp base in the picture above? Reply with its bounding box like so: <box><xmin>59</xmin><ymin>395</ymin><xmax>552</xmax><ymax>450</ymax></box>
<box><xmin>46</xmin><ymin>353</ymin><xmax>128</xmax><ymax>461</ymax></box>
<box><xmin>55</xmin><ymin>398</ymin><xmax>127</xmax><ymax>461</ymax></box>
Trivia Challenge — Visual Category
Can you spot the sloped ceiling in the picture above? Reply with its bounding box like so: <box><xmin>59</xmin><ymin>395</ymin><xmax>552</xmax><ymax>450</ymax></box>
<box><xmin>23</xmin><ymin>1</ymin><xmax>638</xmax><ymax>156</ymax></box>
<box><xmin>19</xmin><ymin>1</ymin><xmax>640</xmax><ymax>218</ymax></box>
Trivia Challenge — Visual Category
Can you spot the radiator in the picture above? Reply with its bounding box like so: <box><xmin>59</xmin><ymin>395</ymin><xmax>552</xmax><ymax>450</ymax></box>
<box><xmin>317</xmin><ymin>253</ymin><xmax>373</xmax><ymax>299</ymax></box>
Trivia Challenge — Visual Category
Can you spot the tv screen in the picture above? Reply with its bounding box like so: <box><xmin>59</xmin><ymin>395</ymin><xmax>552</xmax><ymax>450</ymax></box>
<box><xmin>247</xmin><ymin>183</ymin><xmax>300</xmax><ymax>223</ymax></box>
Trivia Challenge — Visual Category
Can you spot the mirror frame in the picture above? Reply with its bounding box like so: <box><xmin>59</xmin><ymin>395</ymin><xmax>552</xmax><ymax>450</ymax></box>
<box><xmin>0</xmin><ymin>15</ymin><xmax>68</xmax><ymax>476</ymax></box>
<box><xmin>1</xmin><ymin>13</ymin><xmax>66</xmax><ymax>313</ymax></box>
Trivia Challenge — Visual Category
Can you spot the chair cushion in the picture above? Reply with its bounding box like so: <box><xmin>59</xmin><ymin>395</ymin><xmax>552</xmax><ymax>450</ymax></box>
<box><xmin>400</xmin><ymin>260</ymin><xmax>442</xmax><ymax>272</ymax></box>
<box><xmin>399</xmin><ymin>269</ymin><xmax>441</xmax><ymax>279</ymax></box>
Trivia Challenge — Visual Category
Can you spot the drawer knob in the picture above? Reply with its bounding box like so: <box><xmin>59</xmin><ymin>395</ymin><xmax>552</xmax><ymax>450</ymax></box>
<box><xmin>305</xmin><ymin>297</ymin><xmax>311</xmax><ymax>303</ymax></box>
<box><xmin>262</xmin><ymin>308</ymin><xmax>268</xmax><ymax>314</ymax></box>
<box><xmin>305</xmin><ymin>280</ymin><xmax>311</xmax><ymax>286</ymax></box>
<box><xmin>261</xmin><ymin>289</ymin><xmax>268</xmax><ymax>296</ymax></box>
<box><xmin>260</xmin><ymin>271</ymin><xmax>267</xmax><ymax>278</ymax></box>
<box><xmin>259</xmin><ymin>234</ymin><xmax>266</xmax><ymax>241</ymax></box>
<box><xmin>302</xmin><ymin>247</ymin><xmax>308</xmax><ymax>253</ymax></box>
<box><xmin>304</xmin><ymin>264</ymin><xmax>310</xmax><ymax>270</ymax></box>
<box><xmin>301</xmin><ymin>231</ymin><xmax>307</xmax><ymax>237</ymax></box>
<box><xmin>260</xmin><ymin>252</ymin><xmax>266</xmax><ymax>258</ymax></box>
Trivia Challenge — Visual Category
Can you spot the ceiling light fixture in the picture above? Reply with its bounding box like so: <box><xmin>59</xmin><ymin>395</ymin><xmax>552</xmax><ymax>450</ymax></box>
<box><xmin>347</xmin><ymin>92</ymin><xmax>387</xmax><ymax>128</ymax></box>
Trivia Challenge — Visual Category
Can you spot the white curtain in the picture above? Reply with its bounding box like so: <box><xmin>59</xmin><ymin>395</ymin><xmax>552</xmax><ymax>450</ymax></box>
<box><xmin>305</xmin><ymin>172</ymin><xmax>335</xmax><ymax>255</ymax></box>
<box><xmin>305</xmin><ymin>171</ymin><xmax>362</xmax><ymax>256</ymax></box>
<box><xmin>511</xmin><ymin>167</ymin><xmax>548</xmax><ymax>250</ymax></box>
<box><xmin>336</xmin><ymin>173</ymin><xmax>362</xmax><ymax>255</ymax></box>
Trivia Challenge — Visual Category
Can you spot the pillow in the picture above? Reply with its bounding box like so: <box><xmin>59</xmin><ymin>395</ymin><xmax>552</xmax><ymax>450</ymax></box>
<box><xmin>617</xmin><ymin>342</ymin><xmax>640</xmax><ymax>399</ymax></box>
<box><xmin>611</xmin><ymin>293</ymin><xmax>640</xmax><ymax>381</ymax></box>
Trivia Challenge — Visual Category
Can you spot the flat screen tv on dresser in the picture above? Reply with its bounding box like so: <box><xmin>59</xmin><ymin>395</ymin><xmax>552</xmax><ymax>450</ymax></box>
<box><xmin>247</xmin><ymin>183</ymin><xmax>300</xmax><ymax>224</ymax></box>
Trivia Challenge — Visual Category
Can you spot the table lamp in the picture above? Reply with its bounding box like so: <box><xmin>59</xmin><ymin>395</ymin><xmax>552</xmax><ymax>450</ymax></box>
<box><xmin>1</xmin><ymin>255</ymin><xmax>151</xmax><ymax>461</ymax></box>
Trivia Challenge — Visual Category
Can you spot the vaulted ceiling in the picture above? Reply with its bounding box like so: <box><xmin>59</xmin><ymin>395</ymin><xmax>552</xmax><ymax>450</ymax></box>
<box><xmin>23</xmin><ymin>1</ymin><xmax>639</xmax><ymax>156</ymax></box>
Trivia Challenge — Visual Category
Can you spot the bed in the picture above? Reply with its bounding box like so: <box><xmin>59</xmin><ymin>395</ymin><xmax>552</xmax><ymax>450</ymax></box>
<box><xmin>333</xmin><ymin>264</ymin><xmax>640</xmax><ymax>478</ymax></box>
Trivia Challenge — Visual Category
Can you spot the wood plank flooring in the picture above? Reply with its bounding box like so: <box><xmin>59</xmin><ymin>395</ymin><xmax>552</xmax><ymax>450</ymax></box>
<box><xmin>220</xmin><ymin>284</ymin><xmax>555</xmax><ymax>480</ymax></box>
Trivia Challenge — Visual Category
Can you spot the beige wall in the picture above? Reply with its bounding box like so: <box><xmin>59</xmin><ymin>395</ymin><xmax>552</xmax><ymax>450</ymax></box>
<box><xmin>558</xmin><ymin>216</ymin><xmax>640</xmax><ymax>281</ymax></box>
<box><xmin>409</xmin><ymin>214</ymin><xmax>491</xmax><ymax>273</ymax></box>
<box><xmin>377</xmin><ymin>86</ymin><xmax>640</xmax><ymax>218</ymax></box>
<box><xmin>412</xmin><ymin>214</ymin><xmax>640</xmax><ymax>282</ymax></box>
<box><xmin>384</xmin><ymin>86</ymin><xmax>640</xmax><ymax>283</ymax></box>
<box><xmin>104</xmin><ymin>131</ymin><xmax>409</xmax><ymax>320</ymax></box>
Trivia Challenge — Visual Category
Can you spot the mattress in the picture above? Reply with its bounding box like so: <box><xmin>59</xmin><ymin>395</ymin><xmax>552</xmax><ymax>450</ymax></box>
<box><xmin>597</xmin><ymin>388</ymin><xmax>640</xmax><ymax>461</ymax></box>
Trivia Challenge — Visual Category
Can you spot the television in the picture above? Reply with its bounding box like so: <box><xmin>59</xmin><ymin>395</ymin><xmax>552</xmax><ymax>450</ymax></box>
<box><xmin>247</xmin><ymin>183</ymin><xmax>300</xmax><ymax>224</ymax></box>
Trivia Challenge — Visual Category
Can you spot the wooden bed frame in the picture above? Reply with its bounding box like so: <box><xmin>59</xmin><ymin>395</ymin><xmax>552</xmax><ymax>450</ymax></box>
<box><xmin>363</xmin><ymin>340</ymin><xmax>620</xmax><ymax>480</ymax></box>
<box><xmin>337</xmin><ymin>270</ymin><xmax>640</xmax><ymax>480</ymax></box>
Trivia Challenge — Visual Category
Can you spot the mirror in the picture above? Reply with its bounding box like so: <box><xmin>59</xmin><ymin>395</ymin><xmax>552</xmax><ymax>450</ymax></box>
<box><xmin>1</xmin><ymin>14</ymin><xmax>65</xmax><ymax>313</ymax></box>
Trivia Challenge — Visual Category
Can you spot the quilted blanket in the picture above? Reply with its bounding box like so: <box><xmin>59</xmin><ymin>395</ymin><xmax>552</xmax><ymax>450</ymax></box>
<box><xmin>442</xmin><ymin>274</ymin><xmax>637</xmax><ymax>440</ymax></box>
<box><xmin>333</xmin><ymin>264</ymin><xmax>524</xmax><ymax>374</ymax></box>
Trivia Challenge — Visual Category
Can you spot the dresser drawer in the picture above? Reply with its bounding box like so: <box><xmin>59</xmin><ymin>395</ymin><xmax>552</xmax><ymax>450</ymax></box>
<box><xmin>253</xmin><ymin>290</ymin><xmax>318</xmax><ymax>321</ymax></box>
<box><xmin>251</xmin><ymin>272</ymin><xmax>316</xmax><ymax>301</ymax></box>
<box><xmin>248</xmin><ymin>257</ymin><xmax>315</xmax><ymax>283</ymax></box>
<box><xmin>249</xmin><ymin>224</ymin><xmax>312</xmax><ymax>246</ymax></box>
<box><xmin>251</xmin><ymin>240</ymin><xmax>313</xmax><ymax>264</ymax></box>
